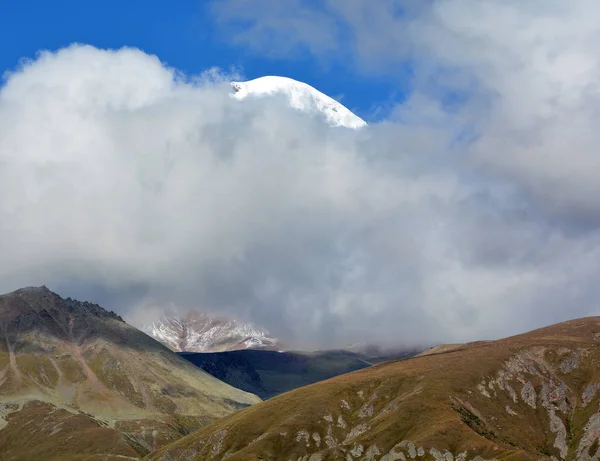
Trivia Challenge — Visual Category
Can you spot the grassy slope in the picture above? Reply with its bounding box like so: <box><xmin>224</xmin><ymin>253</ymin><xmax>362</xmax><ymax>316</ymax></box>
<box><xmin>148</xmin><ymin>317</ymin><xmax>600</xmax><ymax>461</ymax></box>
<box><xmin>0</xmin><ymin>287</ymin><xmax>261</xmax><ymax>460</ymax></box>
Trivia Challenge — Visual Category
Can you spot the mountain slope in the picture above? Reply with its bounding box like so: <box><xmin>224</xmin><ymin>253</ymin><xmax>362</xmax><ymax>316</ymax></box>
<box><xmin>231</xmin><ymin>76</ymin><xmax>367</xmax><ymax>129</ymax></box>
<box><xmin>143</xmin><ymin>310</ymin><xmax>278</xmax><ymax>352</ymax></box>
<box><xmin>0</xmin><ymin>286</ymin><xmax>260</xmax><ymax>460</ymax></box>
<box><xmin>178</xmin><ymin>349</ymin><xmax>388</xmax><ymax>400</ymax></box>
<box><xmin>148</xmin><ymin>317</ymin><xmax>600</xmax><ymax>461</ymax></box>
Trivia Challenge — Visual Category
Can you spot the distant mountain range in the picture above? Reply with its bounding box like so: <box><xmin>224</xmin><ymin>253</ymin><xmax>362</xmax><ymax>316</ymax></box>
<box><xmin>149</xmin><ymin>317</ymin><xmax>600</xmax><ymax>461</ymax></box>
<box><xmin>143</xmin><ymin>310</ymin><xmax>279</xmax><ymax>353</ymax></box>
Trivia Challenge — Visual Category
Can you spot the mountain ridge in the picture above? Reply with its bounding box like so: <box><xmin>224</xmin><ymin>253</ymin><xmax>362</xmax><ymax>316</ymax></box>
<box><xmin>148</xmin><ymin>315</ymin><xmax>600</xmax><ymax>461</ymax></box>
<box><xmin>0</xmin><ymin>286</ymin><xmax>261</xmax><ymax>460</ymax></box>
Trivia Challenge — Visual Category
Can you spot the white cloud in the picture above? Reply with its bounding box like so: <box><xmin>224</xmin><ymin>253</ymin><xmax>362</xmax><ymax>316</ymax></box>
<box><xmin>2</xmin><ymin>40</ymin><xmax>600</xmax><ymax>349</ymax></box>
<box><xmin>216</xmin><ymin>0</ymin><xmax>600</xmax><ymax>220</ymax></box>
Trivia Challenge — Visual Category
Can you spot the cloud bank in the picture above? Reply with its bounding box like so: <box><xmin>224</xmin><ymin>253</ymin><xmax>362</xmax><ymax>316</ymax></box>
<box><xmin>2</xmin><ymin>0</ymin><xmax>600</xmax><ymax>349</ymax></box>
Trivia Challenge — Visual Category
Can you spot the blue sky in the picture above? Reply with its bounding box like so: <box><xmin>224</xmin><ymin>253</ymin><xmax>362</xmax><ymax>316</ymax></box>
<box><xmin>0</xmin><ymin>0</ymin><xmax>403</xmax><ymax>121</ymax></box>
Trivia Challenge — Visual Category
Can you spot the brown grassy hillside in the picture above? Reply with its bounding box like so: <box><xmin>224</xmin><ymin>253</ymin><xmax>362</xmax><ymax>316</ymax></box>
<box><xmin>147</xmin><ymin>317</ymin><xmax>600</xmax><ymax>461</ymax></box>
<box><xmin>0</xmin><ymin>286</ymin><xmax>260</xmax><ymax>460</ymax></box>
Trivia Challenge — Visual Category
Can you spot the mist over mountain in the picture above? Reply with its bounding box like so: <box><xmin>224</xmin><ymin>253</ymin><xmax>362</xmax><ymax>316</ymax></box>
<box><xmin>4</xmin><ymin>42</ymin><xmax>600</xmax><ymax>352</ymax></box>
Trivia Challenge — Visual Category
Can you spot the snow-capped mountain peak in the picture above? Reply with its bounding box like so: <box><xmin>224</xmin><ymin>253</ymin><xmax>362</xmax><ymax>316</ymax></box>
<box><xmin>143</xmin><ymin>310</ymin><xmax>279</xmax><ymax>353</ymax></box>
<box><xmin>230</xmin><ymin>76</ymin><xmax>367</xmax><ymax>129</ymax></box>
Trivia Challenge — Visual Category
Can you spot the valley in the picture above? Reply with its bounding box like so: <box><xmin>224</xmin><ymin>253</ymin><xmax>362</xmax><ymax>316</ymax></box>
<box><xmin>178</xmin><ymin>349</ymin><xmax>407</xmax><ymax>400</ymax></box>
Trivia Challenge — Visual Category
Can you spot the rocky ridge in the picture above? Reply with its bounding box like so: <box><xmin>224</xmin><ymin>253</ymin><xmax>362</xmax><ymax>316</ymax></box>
<box><xmin>0</xmin><ymin>286</ymin><xmax>260</xmax><ymax>460</ymax></box>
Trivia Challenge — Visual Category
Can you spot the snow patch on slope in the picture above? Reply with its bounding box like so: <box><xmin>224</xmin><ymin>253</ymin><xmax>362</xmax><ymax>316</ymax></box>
<box><xmin>231</xmin><ymin>76</ymin><xmax>367</xmax><ymax>129</ymax></box>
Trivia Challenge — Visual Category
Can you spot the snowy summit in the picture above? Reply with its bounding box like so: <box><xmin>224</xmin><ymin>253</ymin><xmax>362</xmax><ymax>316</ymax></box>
<box><xmin>143</xmin><ymin>310</ymin><xmax>279</xmax><ymax>353</ymax></box>
<box><xmin>231</xmin><ymin>76</ymin><xmax>367</xmax><ymax>129</ymax></box>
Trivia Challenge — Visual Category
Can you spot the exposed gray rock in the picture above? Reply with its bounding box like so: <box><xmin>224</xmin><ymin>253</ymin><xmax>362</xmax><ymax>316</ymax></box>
<box><xmin>505</xmin><ymin>349</ymin><xmax>547</xmax><ymax>375</ymax></box>
<box><xmin>505</xmin><ymin>384</ymin><xmax>518</xmax><ymax>403</ymax></box>
<box><xmin>398</xmin><ymin>441</ymin><xmax>417</xmax><ymax>459</ymax></box>
<box><xmin>312</xmin><ymin>432</ymin><xmax>321</xmax><ymax>448</ymax></box>
<box><xmin>505</xmin><ymin>405</ymin><xmax>518</xmax><ymax>416</ymax></box>
<box><xmin>349</xmin><ymin>443</ymin><xmax>364</xmax><ymax>457</ymax></box>
<box><xmin>521</xmin><ymin>381</ymin><xmax>537</xmax><ymax>408</ymax></box>
<box><xmin>430</xmin><ymin>448</ymin><xmax>444</xmax><ymax>461</ymax></box>
<box><xmin>576</xmin><ymin>411</ymin><xmax>600</xmax><ymax>460</ymax></box>
<box><xmin>380</xmin><ymin>446</ymin><xmax>407</xmax><ymax>461</ymax></box>
<box><xmin>343</xmin><ymin>424</ymin><xmax>369</xmax><ymax>444</ymax></box>
<box><xmin>582</xmin><ymin>383</ymin><xmax>600</xmax><ymax>407</ymax></box>
<box><xmin>541</xmin><ymin>381</ymin><xmax>568</xmax><ymax>413</ymax></box>
<box><xmin>560</xmin><ymin>354</ymin><xmax>579</xmax><ymax>373</ymax></box>
<box><xmin>325</xmin><ymin>424</ymin><xmax>337</xmax><ymax>449</ymax></box>
<box><xmin>477</xmin><ymin>383</ymin><xmax>491</xmax><ymax>398</ymax></box>
<box><xmin>539</xmin><ymin>383</ymin><xmax>568</xmax><ymax>459</ymax></box>
<box><xmin>364</xmin><ymin>445</ymin><xmax>381</xmax><ymax>461</ymax></box>
<box><xmin>358</xmin><ymin>404</ymin><xmax>374</xmax><ymax>418</ymax></box>
<box><xmin>208</xmin><ymin>429</ymin><xmax>227</xmax><ymax>457</ymax></box>
<box><xmin>296</xmin><ymin>430</ymin><xmax>310</xmax><ymax>446</ymax></box>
